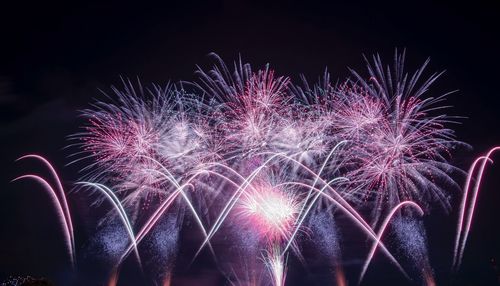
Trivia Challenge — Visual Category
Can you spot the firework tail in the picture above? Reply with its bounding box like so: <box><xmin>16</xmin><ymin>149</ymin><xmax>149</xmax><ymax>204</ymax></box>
<box><xmin>359</xmin><ymin>201</ymin><xmax>424</xmax><ymax>284</ymax></box>
<box><xmin>453</xmin><ymin>146</ymin><xmax>500</xmax><ymax>271</ymax></box>
<box><xmin>76</xmin><ymin>182</ymin><xmax>142</xmax><ymax>267</ymax></box>
<box><xmin>13</xmin><ymin>154</ymin><xmax>75</xmax><ymax>269</ymax></box>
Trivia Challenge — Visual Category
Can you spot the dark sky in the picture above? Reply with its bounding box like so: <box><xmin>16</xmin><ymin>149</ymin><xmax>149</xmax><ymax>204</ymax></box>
<box><xmin>0</xmin><ymin>1</ymin><xmax>499</xmax><ymax>285</ymax></box>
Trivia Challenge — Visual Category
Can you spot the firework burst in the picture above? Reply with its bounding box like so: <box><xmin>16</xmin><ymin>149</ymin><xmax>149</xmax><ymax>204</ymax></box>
<box><xmin>72</xmin><ymin>79</ymin><xmax>217</xmax><ymax>216</ymax></box>
<box><xmin>237</xmin><ymin>177</ymin><xmax>300</xmax><ymax>243</ymax></box>
<box><xmin>10</xmin><ymin>51</ymin><xmax>478</xmax><ymax>285</ymax></box>
<box><xmin>333</xmin><ymin>51</ymin><xmax>463</xmax><ymax>222</ymax></box>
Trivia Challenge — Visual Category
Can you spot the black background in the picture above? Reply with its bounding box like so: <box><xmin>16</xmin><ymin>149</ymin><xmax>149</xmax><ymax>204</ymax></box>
<box><xmin>1</xmin><ymin>1</ymin><xmax>499</xmax><ymax>285</ymax></box>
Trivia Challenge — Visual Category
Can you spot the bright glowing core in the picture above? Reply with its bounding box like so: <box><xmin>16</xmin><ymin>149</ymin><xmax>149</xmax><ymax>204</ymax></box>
<box><xmin>240</xmin><ymin>185</ymin><xmax>297</xmax><ymax>240</ymax></box>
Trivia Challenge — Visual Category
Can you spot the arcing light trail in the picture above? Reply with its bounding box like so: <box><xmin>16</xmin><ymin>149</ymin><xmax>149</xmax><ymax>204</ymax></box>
<box><xmin>359</xmin><ymin>201</ymin><xmax>424</xmax><ymax>283</ymax></box>
<box><xmin>191</xmin><ymin>150</ymin><xmax>406</xmax><ymax>275</ymax></box>
<box><xmin>453</xmin><ymin>146</ymin><xmax>500</xmax><ymax>271</ymax></box>
<box><xmin>13</xmin><ymin>155</ymin><xmax>75</xmax><ymax>269</ymax></box>
<box><xmin>76</xmin><ymin>182</ymin><xmax>141</xmax><ymax>267</ymax></box>
<box><xmin>10</xmin><ymin>51</ymin><xmax>497</xmax><ymax>285</ymax></box>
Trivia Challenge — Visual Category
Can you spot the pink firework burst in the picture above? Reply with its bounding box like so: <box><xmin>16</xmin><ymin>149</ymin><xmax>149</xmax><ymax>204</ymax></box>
<box><xmin>195</xmin><ymin>54</ymin><xmax>293</xmax><ymax>160</ymax></box>
<box><xmin>337</xmin><ymin>51</ymin><xmax>466</xmax><ymax>221</ymax></box>
<box><xmin>72</xmin><ymin>79</ymin><xmax>216</xmax><ymax>215</ymax></box>
<box><xmin>237</xmin><ymin>179</ymin><xmax>299</xmax><ymax>242</ymax></box>
<box><xmin>195</xmin><ymin>54</ymin><xmax>334</xmax><ymax>171</ymax></box>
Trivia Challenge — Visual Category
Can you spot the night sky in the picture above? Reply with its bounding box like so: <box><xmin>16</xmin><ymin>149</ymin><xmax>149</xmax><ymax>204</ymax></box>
<box><xmin>1</xmin><ymin>1</ymin><xmax>500</xmax><ymax>285</ymax></box>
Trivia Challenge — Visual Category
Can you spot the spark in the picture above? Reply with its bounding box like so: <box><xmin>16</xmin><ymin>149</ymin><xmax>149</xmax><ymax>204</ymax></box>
<box><xmin>264</xmin><ymin>246</ymin><xmax>287</xmax><ymax>286</ymax></box>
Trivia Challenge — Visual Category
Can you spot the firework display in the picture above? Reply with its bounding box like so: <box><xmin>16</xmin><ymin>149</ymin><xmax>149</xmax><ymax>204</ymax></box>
<box><xmin>10</xmin><ymin>51</ymin><xmax>498</xmax><ymax>285</ymax></box>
